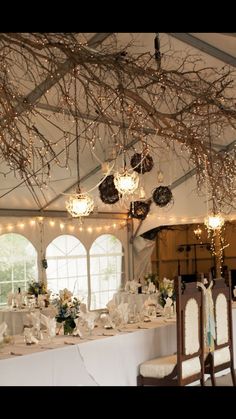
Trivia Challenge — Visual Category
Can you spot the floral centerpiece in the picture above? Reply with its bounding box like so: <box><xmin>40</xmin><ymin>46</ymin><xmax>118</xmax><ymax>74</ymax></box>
<box><xmin>28</xmin><ymin>281</ymin><xmax>47</xmax><ymax>296</ymax></box>
<box><xmin>158</xmin><ymin>278</ymin><xmax>176</xmax><ymax>308</ymax></box>
<box><xmin>144</xmin><ymin>273</ymin><xmax>158</xmax><ymax>286</ymax></box>
<box><xmin>27</xmin><ymin>281</ymin><xmax>51</xmax><ymax>307</ymax></box>
<box><xmin>53</xmin><ymin>288</ymin><xmax>80</xmax><ymax>335</ymax></box>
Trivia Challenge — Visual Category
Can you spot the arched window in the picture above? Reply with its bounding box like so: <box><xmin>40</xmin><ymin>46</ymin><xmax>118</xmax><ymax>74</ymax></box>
<box><xmin>0</xmin><ymin>233</ymin><xmax>37</xmax><ymax>306</ymax></box>
<box><xmin>46</xmin><ymin>235</ymin><xmax>88</xmax><ymax>302</ymax></box>
<box><xmin>90</xmin><ymin>234</ymin><xmax>124</xmax><ymax>310</ymax></box>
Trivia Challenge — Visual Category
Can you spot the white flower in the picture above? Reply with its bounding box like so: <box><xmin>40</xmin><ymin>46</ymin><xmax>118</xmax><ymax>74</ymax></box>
<box><xmin>59</xmin><ymin>288</ymin><xmax>73</xmax><ymax>302</ymax></box>
<box><xmin>167</xmin><ymin>289</ymin><xmax>173</xmax><ymax>297</ymax></box>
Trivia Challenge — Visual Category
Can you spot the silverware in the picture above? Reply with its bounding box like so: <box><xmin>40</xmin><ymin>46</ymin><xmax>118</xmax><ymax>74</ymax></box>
<box><xmin>10</xmin><ymin>351</ymin><xmax>22</xmax><ymax>356</ymax></box>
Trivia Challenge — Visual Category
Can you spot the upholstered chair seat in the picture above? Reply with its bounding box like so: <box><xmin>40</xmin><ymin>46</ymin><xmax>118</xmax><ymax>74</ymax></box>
<box><xmin>140</xmin><ymin>354</ymin><xmax>201</xmax><ymax>380</ymax></box>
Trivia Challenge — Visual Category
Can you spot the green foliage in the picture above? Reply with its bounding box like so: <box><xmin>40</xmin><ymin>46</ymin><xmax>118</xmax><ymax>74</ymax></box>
<box><xmin>158</xmin><ymin>278</ymin><xmax>176</xmax><ymax>308</ymax></box>
<box><xmin>28</xmin><ymin>281</ymin><xmax>47</xmax><ymax>296</ymax></box>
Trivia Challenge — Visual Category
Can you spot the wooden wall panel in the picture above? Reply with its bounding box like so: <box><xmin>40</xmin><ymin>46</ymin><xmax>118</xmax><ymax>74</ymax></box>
<box><xmin>151</xmin><ymin>221</ymin><xmax>236</xmax><ymax>279</ymax></box>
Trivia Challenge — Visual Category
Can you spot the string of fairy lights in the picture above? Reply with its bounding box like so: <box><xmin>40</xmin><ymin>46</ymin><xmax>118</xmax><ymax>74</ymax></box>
<box><xmin>0</xmin><ymin>217</ymin><xmax>128</xmax><ymax>235</ymax></box>
<box><xmin>0</xmin><ymin>213</ymin><xmax>235</xmax><ymax>236</ymax></box>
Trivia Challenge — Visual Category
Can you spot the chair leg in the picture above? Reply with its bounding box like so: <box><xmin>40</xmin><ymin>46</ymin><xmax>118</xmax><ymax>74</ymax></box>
<box><xmin>230</xmin><ymin>367</ymin><xmax>236</xmax><ymax>386</ymax></box>
<box><xmin>200</xmin><ymin>376</ymin><xmax>205</xmax><ymax>386</ymax></box>
<box><xmin>137</xmin><ymin>375</ymin><xmax>143</xmax><ymax>386</ymax></box>
<box><xmin>210</xmin><ymin>367</ymin><xmax>216</xmax><ymax>386</ymax></box>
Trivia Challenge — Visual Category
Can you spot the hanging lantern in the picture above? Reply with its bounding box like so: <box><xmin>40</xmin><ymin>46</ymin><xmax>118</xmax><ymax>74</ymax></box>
<box><xmin>129</xmin><ymin>201</ymin><xmax>150</xmax><ymax>220</ymax></box>
<box><xmin>130</xmin><ymin>152</ymin><xmax>154</xmax><ymax>174</ymax></box>
<box><xmin>139</xmin><ymin>186</ymin><xmax>146</xmax><ymax>199</ymax></box>
<box><xmin>152</xmin><ymin>186</ymin><xmax>173</xmax><ymax>207</ymax></box>
<box><xmin>66</xmin><ymin>191</ymin><xmax>94</xmax><ymax>217</ymax></box>
<box><xmin>193</xmin><ymin>226</ymin><xmax>202</xmax><ymax>240</ymax></box>
<box><xmin>65</xmin><ymin>77</ymin><xmax>95</xmax><ymax>219</ymax></box>
<box><xmin>99</xmin><ymin>175</ymin><xmax>120</xmax><ymax>204</ymax></box>
<box><xmin>157</xmin><ymin>170</ymin><xmax>164</xmax><ymax>183</ymax></box>
<box><xmin>114</xmin><ymin>169</ymin><xmax>139</xmax><ymax>195</ymax></box>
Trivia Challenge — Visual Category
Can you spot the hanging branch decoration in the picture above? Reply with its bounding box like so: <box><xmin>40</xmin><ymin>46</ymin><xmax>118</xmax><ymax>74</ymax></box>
<box><xmin>0</xmin><ymin>33</ymin><xmax>235</xmax><ymax>209</ymax></box>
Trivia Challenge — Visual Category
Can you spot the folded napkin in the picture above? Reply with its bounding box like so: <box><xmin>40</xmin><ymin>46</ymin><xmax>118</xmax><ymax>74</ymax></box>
<box><xmin>163</xmin><ymin>297</ymin><xmax>174</xmax><ymax>318</ymax></box>
<box><xmin>0</xmin><ymin>322</ymin><xmax>8</xmax><ymax>343</ymax></box>
<box><xmin>79</xmin><ymin>310</ymin><xmax>98</xmax><ymax>332</ymax></box>
<box><xmin>117</xmin><ymin>302</ymin><xmax>129</xmax><ymax>324</ymax></box>
<box><xmin>40</xmin><ymin>314</ymin><xmax>56</xmax><ymax>338</ymax></box>
<box><xmin>147</xmin><ymin>282</ymin><xmax>156</xmax><ymax>294</ymax></box>
<box><xmin>24</xmin><ymin>327</ymin><xmax>39</xmax><ymax>345</ymax></box>
<box><xmin>27</xmin><ymin>311</ymin><xmax>42</xmax><ymax>339</ymax></box>
<box><xmin>72</xmin><ymin>318</ymin><xmax>83</xmax><ymax>337</ymax></box>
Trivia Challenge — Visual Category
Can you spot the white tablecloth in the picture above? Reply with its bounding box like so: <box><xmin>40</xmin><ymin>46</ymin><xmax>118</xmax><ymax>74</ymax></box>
<box><xmin>1</xmin><ymin>308</ymin><xmax>236</xmax><ymax>386</ymax></box>
<box><xmin>0</xmin><ymin>318</ymin><xmax>176</xmax><ymax>386</ymax></box>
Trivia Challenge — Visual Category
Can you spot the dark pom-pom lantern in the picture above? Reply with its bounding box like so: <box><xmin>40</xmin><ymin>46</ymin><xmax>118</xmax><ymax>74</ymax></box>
<box><xmin>99</xmin><ymin>175</ymin><xmax>120</xmax><ymax>204</ymax></box>
<box><xmin>152</xmin><ymin>186</ymin><xmax>173</xmax><ymax>207</ymax></box>
<box><xmin>129</xmin><ymin>201</ymin><xmax>150</xmax><ymax>220</ymax></box>
<box><xmin>130</xmin><ymin>153</ymin><xmax>154</xmax><ymax>174</ymax></box>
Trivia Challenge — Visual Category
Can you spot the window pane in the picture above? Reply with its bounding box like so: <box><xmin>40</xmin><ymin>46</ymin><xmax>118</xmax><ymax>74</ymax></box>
<box><xmin>90</xmin><ymin>234</ymin><xmax>124</xmax><ymax>310</ymax></box>
<box><xmin>46</xmin><ymin>235</ymin><xmax>88</xmax><ymax>303</ymax></box>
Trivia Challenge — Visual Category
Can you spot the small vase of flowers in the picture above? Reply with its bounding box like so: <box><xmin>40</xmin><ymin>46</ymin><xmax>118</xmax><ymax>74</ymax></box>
<box><xmin>53</xmin><ymin>289</ymin><xmax>80</xmax><ymax>335</ymax></box>
<box><xmin>28</xmin><ymin>281</ymin><xmax>47</xmax><ymax>297</ymax></box>
<box><xmin>158</xmin><ymin>278</ymin><xmax>175</xmax><ymax>308</ymax></box>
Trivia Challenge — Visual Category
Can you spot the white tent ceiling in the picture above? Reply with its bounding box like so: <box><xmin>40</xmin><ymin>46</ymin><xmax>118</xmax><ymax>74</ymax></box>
<box><xmin>0</xmin><ymin>33</ymin><xmax>236</xmax><ymax>234</ymax></box>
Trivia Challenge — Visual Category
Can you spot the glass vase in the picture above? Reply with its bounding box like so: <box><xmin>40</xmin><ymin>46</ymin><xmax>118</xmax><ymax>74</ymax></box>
<box><xmin>63</xmin><ymin>318</ymin><xmax>76</xmax><ymax>335</ymax></box>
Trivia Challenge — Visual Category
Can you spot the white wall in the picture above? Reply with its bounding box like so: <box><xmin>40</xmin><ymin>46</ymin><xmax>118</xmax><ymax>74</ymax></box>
<box><xmin>138</xmin><ymin>176</ymin><xmax>236</xmax><ymax>236</ymax></box>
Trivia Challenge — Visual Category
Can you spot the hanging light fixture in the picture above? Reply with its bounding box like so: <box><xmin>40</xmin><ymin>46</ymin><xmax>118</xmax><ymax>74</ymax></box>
<box><xmin>114</xmin><ymin>169</ymin><xmax>139</xmax><ymax>196</ymax></box>
<box><xmin>114</xmin><ymin>91</ymin><xmax>139</xmax><ymax>196</ymax></box>
<box><xmin>193</xmin><ymin>225</ymin><xmax>202</xmax><ymax>240</ymax></box>
<box><xmin>66</xmin><ymin>190</ymin><xmax>94</xmax><ymax>218</ymax></box>
<box><xmin>204</xmin><ymin>214</ymin><xmax>224</xmax><ymax>231</ymax></box>
<box><xmin>66</xmin><ymin>72</ymin><xmax>94</xmax><ymax>218</ymax></box>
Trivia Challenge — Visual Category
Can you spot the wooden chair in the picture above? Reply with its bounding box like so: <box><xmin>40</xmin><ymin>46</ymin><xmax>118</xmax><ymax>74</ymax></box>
<box><xmin>204</xmin><ymin>277</ymin><xmax>236</xmax><ymax>386</ymax></box>
<box><xmin>228</xmin><ymin>270</ymin><xmax>236</xmax><ymax>301</ymax></box>
<box><xmin>137</xmin><ymin>277</ymin><xmax>205</xmax><ymax>386</ymax></box>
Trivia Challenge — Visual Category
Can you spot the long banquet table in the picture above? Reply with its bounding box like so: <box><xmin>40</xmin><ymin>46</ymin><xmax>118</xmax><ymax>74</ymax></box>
<box><xmin>1</xmin><ymin>306</ymin><xmax>236</xmax><ymax>386</ymax></box>
<box><xmin>0</xmin><ymin>317</ymin><xmax>176</xmax><ymax>386</ymax></box>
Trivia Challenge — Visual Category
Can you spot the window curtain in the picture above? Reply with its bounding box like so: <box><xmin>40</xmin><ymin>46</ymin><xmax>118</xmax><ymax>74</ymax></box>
<box><xmin>133</xmin><ymin>236</ymin><xmax>155</xmax><ymax>279</ymax></box>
